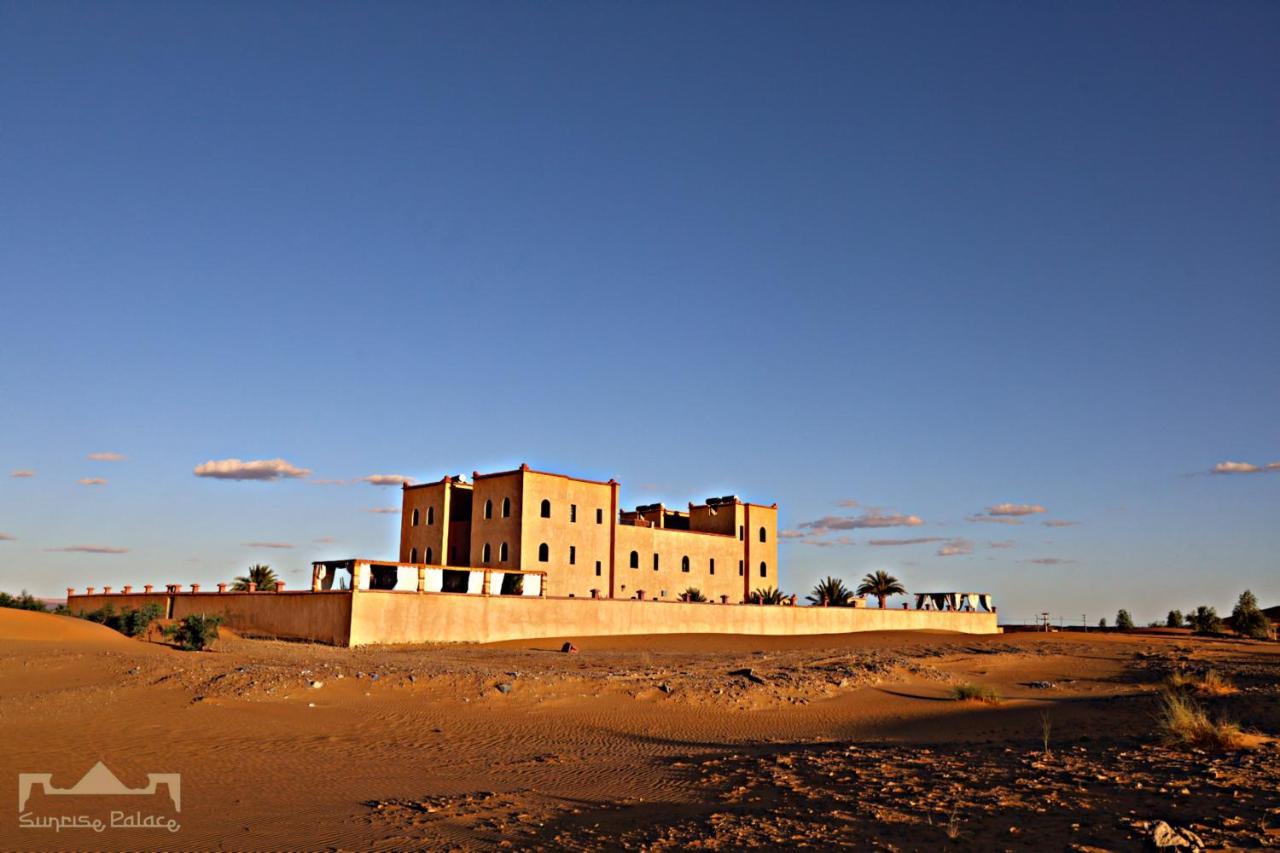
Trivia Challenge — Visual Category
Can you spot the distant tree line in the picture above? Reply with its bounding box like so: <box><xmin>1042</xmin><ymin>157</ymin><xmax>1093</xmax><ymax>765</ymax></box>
<box><xmin>1106</xmin><ymin>590</ymin><xmax>1273</xmax><ymax>640</ymax></box>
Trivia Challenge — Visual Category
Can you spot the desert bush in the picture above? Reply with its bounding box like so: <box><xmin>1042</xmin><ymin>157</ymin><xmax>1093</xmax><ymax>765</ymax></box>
<box><xmin>1166</xmin><ymin>669</ymin><xmax>1237</xmax><ymax>697</ymax></box>
<box><xmin>1166</xmin><ymin>609</ymin><xmax>1184</xmax><ymax>628</ymax></box>
<box><xmin>1097</xmin><ymin>618</ymin><xmax>1107</xmax><ymax>629</ymax></box>
<box><xmin>1231</xmin><ymin>590</ymin><xmax>1272</xmax><ymax>640</ymax></box>
<box><xmin>681</xmin><ymin>587</ymin><xmax>707</xmax><ymax>603</ymax></box>
<box><xmin>1188</xmin><ymin>605</ymin><xmax>1226</xmax><ymax>635</ymax></box>
<box><xmin>1115</xmin><ymin>609</ymin><xmax>1135</xmax><ymax>631</ymax></box>
<box><xmin>164</xmin><ymin>613</ymin><xmax>223</xmax><ymax>651</ymax></box>
<box><xmin>1157</xmin><ymin>689</ymin><xmax>1243</xmax><ymax>750</ymax></box>
<box><xmin>0</xmin><ymin>590</ymin><xmax>48</xmax><ymax>611</ymax></box>
<box><xmin>952</xmin><ymin>683</ymin><xmax>1001</xmax><ymax>704</ymax></box>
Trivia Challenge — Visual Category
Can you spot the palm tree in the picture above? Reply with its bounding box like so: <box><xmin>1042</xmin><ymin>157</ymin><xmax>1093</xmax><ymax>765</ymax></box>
<box><xmin>806</xmin><ymin>576</ymin><xmax>853</xmax><ymax>607</ymax></box>
<box><xmin>752</xmin><ymin>586</ymin><xmax>785</xmax><ymax>605</ymax></box>
<box><xmin>682</xmin><ymin>587</ymin><xmax>708</xmax><ymax>603</ymax></box>
<box><xmin>233</xmin><ymin>564</ymin><xmax>278</xmax><ymax>592</ymax></box>
<box><xmin>856</xmin><ymin>570</ymin><xmax>905</xmax><ymax>609</ymax></box>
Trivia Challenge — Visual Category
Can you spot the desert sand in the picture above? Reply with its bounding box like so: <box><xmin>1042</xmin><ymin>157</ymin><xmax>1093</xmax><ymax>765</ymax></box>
<box><xmin>2</xmin><ymin>608</ymin><xmax>1277</xmax><ymax>850</ymax></box>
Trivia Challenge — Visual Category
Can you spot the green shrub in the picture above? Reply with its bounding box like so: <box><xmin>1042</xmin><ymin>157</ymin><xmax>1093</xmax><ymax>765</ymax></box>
<box><xmin>1115</xmin><ymin>609</ymin><xmax>1135</xmax><ymax>631</ymax></box>
<box><xmin>75</xmin><ymin>603</ymin><xmax>163</xmax><ymax>637</ymax></box>
<box><xmin>1166</xmin><ymin>609</ymin><xmax>1184</xmax><ymax>628</ymax></box>
<box><xmin>681</xmin><ymin>587</ymin><xmax>708</xmax><ymax>603</ymax></box>
<box><xmin>164</xmin><ymin>613</ymin><xmax>223</xmax><ymax>651</ymax></box>
<box><xmin>1231</xmin><ymin>590</ymin><xmax>1272</xmax><ymax>640</ymax></box>
<box><xmin>1189</xmin><ymin>605</ymin><xmax>1226</xmax><ymax>635</ymax></box>
<box><xmin>0</xmin><ymin>590</ymin><xmax>48</xmax><ymax>612</ymax></box>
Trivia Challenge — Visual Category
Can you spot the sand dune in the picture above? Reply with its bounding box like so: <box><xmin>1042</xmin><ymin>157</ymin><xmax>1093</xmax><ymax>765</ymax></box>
<box><xmin>1</xmin><ymin>608</ymin><xmax>1277</xmax><ymax>849</ymax></box>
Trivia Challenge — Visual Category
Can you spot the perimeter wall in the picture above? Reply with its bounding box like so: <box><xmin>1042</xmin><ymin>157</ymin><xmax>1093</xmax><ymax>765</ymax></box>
<box><xmin>66</xmin><ymin>590</ymin><xmax>998</xmax><ymax>646</ymax></box>
<box><xmin>347</xmin><ymin>591</ymin><xmax>999</xmax><ymax>645</ymax></box>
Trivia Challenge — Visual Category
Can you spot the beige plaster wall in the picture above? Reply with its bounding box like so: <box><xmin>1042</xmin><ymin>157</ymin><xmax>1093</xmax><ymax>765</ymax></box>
<box><xmin>347</xmin><ymin>592</ymin><xmax>998</xmax><ymax>646</ymax></box>
<box><xmin>68</xmin><ymin>591</ymin><xmax>353</xmax><ymax>645</ymax></box>
<box><xmin>470</xmin><ymin>470</ymin><xmax>524</xmax><ymax>569</ymax></box>
<box><xmin>519</xmin><ymin>470</ymin><xmax>613</xmax><ymax>597</ymax></box>
<box><xmin>400</xmin><ymin>482</ymin><xmax>445</xmax><ymax>565</ymax></box>
<box><xmin>613</xmin><ymin>524</ymin><xmax>744</xmax><ymax>603</ymax></box>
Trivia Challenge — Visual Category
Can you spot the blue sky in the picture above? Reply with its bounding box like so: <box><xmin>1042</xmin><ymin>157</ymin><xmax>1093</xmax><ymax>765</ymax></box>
<box><xmin>2</xmin><ymin>2</ymin><xmax>1277</xmax><ymax>622</ymax></box>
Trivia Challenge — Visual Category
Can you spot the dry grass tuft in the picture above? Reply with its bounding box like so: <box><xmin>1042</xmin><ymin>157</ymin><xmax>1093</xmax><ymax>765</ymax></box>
<box><xmin>1157</xmin><ymin>690</ymin><xmax>1244</xmax><ymax>750</ymax></box>
<box><xmin>951</xmin><ymin>683</ymin><xmax>1001</xmax><ymax>704</ymax></box>
<box><xmin>1165</xmin><ymin>669</ymin><xmax>1237</xmax><ymax>696</ymax></box>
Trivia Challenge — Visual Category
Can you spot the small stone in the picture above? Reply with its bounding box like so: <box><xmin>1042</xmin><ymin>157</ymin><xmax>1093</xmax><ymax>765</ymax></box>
<box><xmin>310</xmin><ymin>680</ymin><xmax>323</xmax><ymax>689</ymax></box>
<box><xmin>495</xmin><ymin>682</ymin><xmax>513</xmax><ymax>694</ymax></box>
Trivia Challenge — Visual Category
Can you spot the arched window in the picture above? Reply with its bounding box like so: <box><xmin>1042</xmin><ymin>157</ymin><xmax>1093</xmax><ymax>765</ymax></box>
<box><xmin>500</xmin><ymin>542</ymin><xmax>508</xmax><ymax>562</ymax></box>
<box><xmin>681</xmin><ymin>556</ymin><xmax>690</xmax><ymax>573</ymax></box>
<box><xmin>538</xmin><ymin>543</ymin><xmax>549</xmax><ymax>562</ymax></box>
<box><xmin>426</xmin><ymin>546</ymin><xmax>434</xmax><ymax>564</ymax></box>
<box><xmin>630</xmin><ymin>550</ymin><xmax>639</xmax><ymax>569</ymax></box>
<box><xmin>484</xmin><ymin>499</ymin><xmax>493</xmax><ymax>519</ymax></box>
<box><xmin>427</xmin><ymin>507</ymin><xmax>435</xmax><ymax>525</ymax></box>
<box><xmin>540</xmin><ymin>499</ymin><xmax>551</xmax><ymax>518</ymax></box>
<box><xmin>502</xmin><ymin>497</ymin><xmax>511</xmax><ymax>517</ymax></box>
<box><xmin>411</xmin><ymin>508</ymin><xmax>419</xmax><ymax>526</ymax></box>
<box><xmin>759</xmin><ymin>526</ymin><xmax>767</xmax><ymax>543</ymax></box>
<box><xmin>482</xmin><ymin>543</ymin><xmax>491</xmax><ymax>562</ymax></box>
<box><xmin>410</xmin><ymin>547</ymin><xmax>418</xmax><ymax>563</ymax></box>
<box><xmin>760</xmin><ymin>561</ymin><xmax>768</xmax><ymax>577</ymax></box>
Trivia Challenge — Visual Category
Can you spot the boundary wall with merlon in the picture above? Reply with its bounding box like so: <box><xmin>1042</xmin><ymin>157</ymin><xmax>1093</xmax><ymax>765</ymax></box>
<box><xmin>348</xmin><ymin>592</ymin><xmax>999</xmax><ymax>645</ymax></box>
<box><xmin>67</xmin><ymin>592</ymin><xmax>353</xmax><ymax>646</ymax></box>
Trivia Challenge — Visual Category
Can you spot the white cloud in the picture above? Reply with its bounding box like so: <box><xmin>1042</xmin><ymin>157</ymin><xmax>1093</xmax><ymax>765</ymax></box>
<box><xmin>1042</xmin><ymin>520</ymin><xmax>1079</xmax><ymax>528</ymax></box>
<box><xmin>937</xmin><ymin>538</ymin><xmax>973</xmax><ymax>557</ymax></box>
<box><xmin>967</xmin><ymin>515</ymin><xmax>1023</xmax><ymax>525</ymax></box>
<box><xmin>1211</xmin><ymin>460</ymin><xmax>1280</xmax><ymax>475</ymax></box>
<box><xmin>45</xmin><ymin>545</ymin><xmax>128</xmax><ymax>554</ymax></box>
<box><xmin>364</xmin><ymin>507</ymin><xmax>401</xmax><ymax>514</ymax></box>
<box><xmin>362</xmin><ymin>474</ymin><xmax>415</xmax><ymax>487</ymax></box>
<box><xmin>78</xmin><ymin>477</ymin><xmax>107</xmax><ymax>486</ymax></box>
<box><xmin>314</xmin><ymin>536</ymin><xmax>337</xmax><ymax>543</ymax></box>
<box><xmin>0</xmin><ymin>533</ymin><xmax>15</xmax><ymax>541</ymax></box>
<box><xmin>801</xmin><ymin>535</ymin><xmax>857</xmax><ymax>548</ymax></box>
<box><xmin>194</xmin><ymin>458</ymin><xmax>311</xmax><ymax>481</ymax></box>
<box><xmin>985</xmin><ymin>503</ymin><xmax>1047</xmax><ymax>517</ymax></box>
<box><xmin>88</xmin><ymin>452</ymin><xmax>126</xmax><ymax>461</ymax></box>
<box><xmin>867</xmin><ymin>537</ymin><xmax>946</xmax><ymax>546</ymax></box>
<box><xmin>309</xmin><ymin>479</ymin><xmax>349</xmax><ymax>486</ymax></box>
<box><xmin>798</xmin><ymin>510</ymin><xmax>924</xmax><ymax>531</ymax></box>
<box><xmin>243</xmin><ymin>541</ymin><xmax>294</xmax><ymax>549</ymax></box>
<box><xmin>779</xmin><ymin>529</ymin><xmax>808</xmax><ymax>539</ymax></box>
<box><xmin>10</xmin><ymin>470</ymin><xmax>35</xmax><ymax>478</ymax></box>
<box><xmin>987</xmin><ymin>540</ymin><xmax>1016</xmax><ymax>549</ymax></box>
<box><xmin>836</xmin><ymin>498</ymin><xmax>860</xmax><ymax>508</ymax></box>
<box><xmin>1025</xmin><ymin>557</ymin><xmax>1076</xmax><ymax>566</ymax></box>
